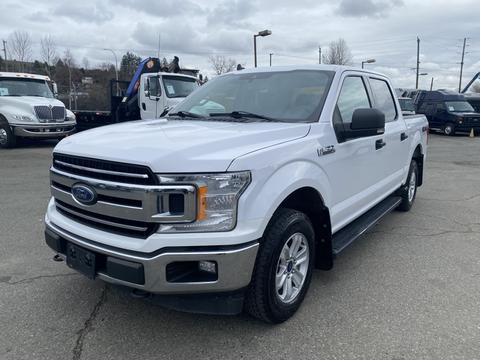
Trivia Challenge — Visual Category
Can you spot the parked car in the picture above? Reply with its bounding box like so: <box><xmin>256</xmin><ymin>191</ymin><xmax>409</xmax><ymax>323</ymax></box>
<box><xmin>398</xmin><ymin>97</ymin><xmax>416</xmax><ymax>116</ymax></box>
<box><xmin>0</xmin><ymin>72</ymin><xmax>76</xmax><ymax>148</ymax></box>
<box><xmin>414</xmin><ymin>90</ymin><xmax>480</xmax><ymax>135</ymax></box>
<box><xmin>45</xmin><ymin>65</ymin><xmax>428</xmax><ymax>323</ymax></box>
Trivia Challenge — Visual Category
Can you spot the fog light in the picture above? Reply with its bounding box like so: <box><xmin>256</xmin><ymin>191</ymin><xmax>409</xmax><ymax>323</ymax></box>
<box><xmin>198</xmin><ymin>260</ymin><xmax>217</xmax><ymax>274</ymax></box>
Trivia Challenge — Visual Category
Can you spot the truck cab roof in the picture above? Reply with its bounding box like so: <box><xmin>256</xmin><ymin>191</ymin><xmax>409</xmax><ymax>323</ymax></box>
<box><xmin>414</xmin><ymin>90</ymin><xmax>467</xmax><ymax>103</ymax></box>
<box><xmin>0</xmin><ymin>72</ymin><xmax>51</xmax><ymax>82</ymax></box>
<box><xmin>218</xmin><ymin>64</ymin><xmax>388</xmax><ymax>78</ymax></box>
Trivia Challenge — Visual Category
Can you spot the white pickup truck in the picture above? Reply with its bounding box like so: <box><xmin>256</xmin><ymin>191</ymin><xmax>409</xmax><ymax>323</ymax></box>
<box><xmin>0</xmin><ymin>72</ymin><xmax>76</xmax><ymax>148</ymax></box>
<box><xmin>45</xmin><ymin>65</ymin><xmax>428</xmax><ymax>323</ymax></box>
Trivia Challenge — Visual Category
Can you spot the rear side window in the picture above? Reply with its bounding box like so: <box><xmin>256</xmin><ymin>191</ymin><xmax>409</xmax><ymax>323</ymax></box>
<box><xmin>336</xmin><ymin>76</ymin><xmax>371</xmax><ymax>127</ymax></box>
<box><xmin>369</xmin><ymin>78</ymin><xmax>397</xmax><ymax>122</ymax></box>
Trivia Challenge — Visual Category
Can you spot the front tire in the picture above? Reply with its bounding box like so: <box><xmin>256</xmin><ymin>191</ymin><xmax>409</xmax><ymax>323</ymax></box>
<box><xmin>245</xmin><ymin>208</ymin><xmax>315</xmax><ymax>323</ymax></box>
<box><xmin>443</xmin><ymin>123</ymin><xmax>455</xmax><ymax>136</ymax></box>
<box><xmin>0</xmin><ymin>121</ymin><xmax>16</xmax><ymax>149</ymax></box>
<box><xmin>397</xmin><ymin>160</ymin><xmax>418</xmax><ymax>212</ymax></box>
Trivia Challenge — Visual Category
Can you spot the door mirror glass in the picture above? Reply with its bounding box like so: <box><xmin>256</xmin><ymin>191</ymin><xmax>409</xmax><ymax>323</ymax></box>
<box><xmin>345</xmin><ymin>108</ymin><xmax>385</xmax><ymax>139</ymax></box>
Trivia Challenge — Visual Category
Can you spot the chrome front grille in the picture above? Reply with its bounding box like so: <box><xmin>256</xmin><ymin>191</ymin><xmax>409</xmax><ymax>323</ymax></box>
<box><xmin>50</xmin><ymin>154</ymin><xmax>197</xmax><ymax>238</ymax></box>
<box><xmin>53</xmin><ymin>153</ymin><xmax>156</xmax><ymax>185</ymax></box>
<box><xmin>34</xmin><ymin>106</ymin><xmax>66</xmax><ymax>122</ymax></box>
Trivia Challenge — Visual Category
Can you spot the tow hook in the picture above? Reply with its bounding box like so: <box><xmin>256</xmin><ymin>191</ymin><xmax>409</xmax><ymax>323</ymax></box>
<box><xmin>53</xmin><ymin>254</ymin><xmax>64</xmax><ymax>262</ymax></box>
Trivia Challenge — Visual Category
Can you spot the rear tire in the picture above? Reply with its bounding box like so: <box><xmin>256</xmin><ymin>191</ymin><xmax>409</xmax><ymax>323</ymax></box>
<box><xmin>397</xmin><ymin>160</ymin><xmax>418</xmax><ymax>212</ymax></box>
<box><xmin>443</xmin><ymin>123</ymin><xmax>455</xmax><ymax>136</ymax></box>
<box><xmin>245</xmin><ymin>208</ymin><xmax>315</xmax><ymax>323</ymax></box>
<box><xmin>0</xmin><ymin>120</ymin><xmax>16</xmax><ymax>149</ymax></box>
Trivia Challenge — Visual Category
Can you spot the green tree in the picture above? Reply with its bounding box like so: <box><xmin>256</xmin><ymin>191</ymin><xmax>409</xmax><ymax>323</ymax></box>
<box><xmin>120</xmin><ymin>52</ymin><xmax>142</xmax><ymax>80</ymax></box>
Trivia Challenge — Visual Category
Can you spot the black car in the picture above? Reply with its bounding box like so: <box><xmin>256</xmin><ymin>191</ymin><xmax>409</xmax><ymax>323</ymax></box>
<box><xmin>414</xmin><ymin>90</ymin><xmax>480</xmax><ymax>135</ymax></box>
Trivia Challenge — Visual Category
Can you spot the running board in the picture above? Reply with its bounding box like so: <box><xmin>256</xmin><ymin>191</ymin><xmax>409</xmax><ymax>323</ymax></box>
<box><xmin>332</xmin><ymin>196</ymin><xmax>402</xmax><ymax>255</ymax></box>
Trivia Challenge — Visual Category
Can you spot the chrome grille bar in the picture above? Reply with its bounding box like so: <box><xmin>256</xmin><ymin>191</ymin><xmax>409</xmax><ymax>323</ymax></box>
<box><xmin>54</xmin><ymin>160</ymin><xmax>150</xmax><ymax>179</ymax></box>
<box><xmin>55</xmin><ymin>201</ymin><xmax>149</xmax><ymax>232</ymax></box>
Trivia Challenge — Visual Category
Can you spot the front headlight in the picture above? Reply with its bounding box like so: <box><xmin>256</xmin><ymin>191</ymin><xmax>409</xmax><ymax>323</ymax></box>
<box><xmin>11</xmin><ymin>114</ymin><xmax>34</xmax><ymax>122</ymax></box>
<box><xmin>157</xmin><ymin>171</ymin><xmax>251</xmax><ymax>233</ymax></box>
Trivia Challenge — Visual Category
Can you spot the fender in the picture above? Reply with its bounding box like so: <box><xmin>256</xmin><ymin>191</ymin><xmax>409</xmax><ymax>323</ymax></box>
<box><xmin>402</xmin><ymin>128</ymin><xmax>424</xmax><ymax>185</ymax></box>
<box><xmin>234</xmin><ymin>159</ymin><xmax>334</xmax><ymax>269</ymax></box>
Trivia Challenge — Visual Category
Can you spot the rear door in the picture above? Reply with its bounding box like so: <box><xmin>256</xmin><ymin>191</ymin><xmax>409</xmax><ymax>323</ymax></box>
<box><xmin>368</xmin><ymin>77</ymin><xmax>409</xmax><ymax>188</ymax></box>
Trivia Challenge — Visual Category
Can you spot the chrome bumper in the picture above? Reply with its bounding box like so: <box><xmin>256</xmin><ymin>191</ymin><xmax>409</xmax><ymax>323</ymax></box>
<box><xmin>45</xmin><ymin>220</ymin><xmax>259</xmax><ymax>294</ymax></box>
<box><xmin>13</xmin><ymin>123</ymin><xmax>76</xmax><ymax>138</ymax></box>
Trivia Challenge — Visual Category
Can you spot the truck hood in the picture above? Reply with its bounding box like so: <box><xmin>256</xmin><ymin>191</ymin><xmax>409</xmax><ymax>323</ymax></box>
<box><xmin>55</xmin><ymin>119</ymin><xmax>311</xmax><ymax>172</ymax></box>
<box><xmin>0</xmin><ymin>96</ymin><xmax>65</xmax><ymax>118</ymax></box>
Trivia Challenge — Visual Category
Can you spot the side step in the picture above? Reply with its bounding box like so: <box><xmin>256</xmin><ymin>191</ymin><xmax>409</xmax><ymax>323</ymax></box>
<box><xmin>332</xmin><ymin>196</ymin><xmax>402</xmax><ymax>255</ymax></box>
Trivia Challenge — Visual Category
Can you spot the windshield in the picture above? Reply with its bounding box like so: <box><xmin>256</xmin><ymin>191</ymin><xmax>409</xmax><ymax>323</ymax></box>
<box><xmin>162</xmin><ymin>76</ymin><xmax>198</xmax><ymax>98</ymax></box>
<box><xmin>170</xmin><ymin>70</ymin><xmax>335</xmax><ymax>123</ymax></box>
<box><xmin>399</xmin><ymin>98</ymin><xmax>415</xmax><ymax>112</ymax></box>
<box><xmin>0</xmin><ymin>78</ymin><xmax>54</xmax><ymax>98</ymax></box>
<box><xmin>445</xmin><ymin>101</ymin><xmax>475</xmax><ymax>113</ymax></box>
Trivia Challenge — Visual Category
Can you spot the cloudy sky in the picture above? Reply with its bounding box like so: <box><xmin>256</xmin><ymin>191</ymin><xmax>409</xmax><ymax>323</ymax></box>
<box><xmin>1</xmin><ymin>0</ymin><xmax>479</xmax><ymax>89</ymax></box>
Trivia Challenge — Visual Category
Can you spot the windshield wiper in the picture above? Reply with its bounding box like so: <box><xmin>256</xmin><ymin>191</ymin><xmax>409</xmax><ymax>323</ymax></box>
<box><xmin>168</xmin><ymin>111</ymin><xmax>205</xmax><ymax>119</ymax></box>
<box><xmin>209</xmin><ymin>111</ymin><xmax>278</xmax><ymax>122</ymax></box>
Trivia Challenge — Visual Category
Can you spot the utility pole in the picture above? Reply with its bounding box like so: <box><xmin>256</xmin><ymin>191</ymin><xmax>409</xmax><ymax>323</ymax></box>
<box><xmin>2</xmin><ymin>40</ymin><xmax>7</xmax><ymax>71</ymax></box>
<box><xmin>318</xmin><ymin>46</ymin><xmax>322</xmax><ymax>64</ymax></box>
<box><xmin>430</xmin><ymin>77</ymin><xmax>434</xmax><ymax>91</ymax></box>
<box><xmin>269</xmin><ymin>53</ymin><xmax>273</xmax><ymax>66</ymax></box>
<box><xmin>415</xmin><ymin>37</ymin><xmax>420</xmax><ymax>89</ymax></box>
<box><xmin>458</xmin><ymin>37</ymin><xmax>467</xmax><ymax>92</ymax></box>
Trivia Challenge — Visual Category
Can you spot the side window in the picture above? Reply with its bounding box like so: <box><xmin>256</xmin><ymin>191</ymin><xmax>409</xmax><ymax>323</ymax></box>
<box><xmin>436</xmin><ymin>103</ymin><xmax>446</xmax><ymax>112</ymax></box>
<box><xmin>369</xmin><ymin>78</ymin><xmax>397</xmax><ymax>122</ymax></box>
<box><xmin>425</xmin><ymin>104</ymin><xmax>435</xmax><ymax>116</ymax></box>
<box><xmin>336</xmin><ymin>76</ymin><xmax>371</xmax><ymax>128</ymax></box>
<box><xmin>147</xmin><ymin>77</ymin><xmax>161</xmax><ymax>97</ymax></box>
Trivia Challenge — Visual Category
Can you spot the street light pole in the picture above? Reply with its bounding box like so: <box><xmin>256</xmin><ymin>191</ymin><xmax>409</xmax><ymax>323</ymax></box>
<box><xmin>253</xmin><ymin>30</ymin><xmax>272</xmax><ymax>68</ymax></box>
<box><xmin>361</xmin><ymin>59</ymin><xmax>376</xmax><ymax>69</ymax></box>
<box><xmin>103</xmin><ymin>48</ymin><xmax>119</xmax><ymax>95</ymax></box>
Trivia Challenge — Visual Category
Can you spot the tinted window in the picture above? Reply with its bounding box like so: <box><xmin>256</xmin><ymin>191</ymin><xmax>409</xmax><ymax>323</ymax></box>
<box><xmin>336</xmin><ymin>76</ymin><xmax>371</xmax><ymax>126</ymax></box>
<box><xmin>171</xmin><ymin>70</ymin><xmax>334</xmax><ymax>123</ymax></box>
<box><xmin>369</xmin><ymin>78</ymin><xmax>397</xmax><ymax>122</ymax></box>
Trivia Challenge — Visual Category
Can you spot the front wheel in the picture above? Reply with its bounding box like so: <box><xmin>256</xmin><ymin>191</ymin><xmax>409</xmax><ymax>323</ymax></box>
<box><xmin>443</xmin><ymin>123</ymin><xmax>455</xmax><ymax>136</ymax></box>
<box><xmin>397</xmin><ymin>160</ymin><xmax>418</xmax><ymax>212</ymax></box>
<box><xmin>0</xmin><ymin>122</ymin><xmax>16</xmax><ymax>149</ymax></box>
<box><xmin>245</xmin><ymin>208</ymin><xmax>315</xmax><ymax>323</ymax></box>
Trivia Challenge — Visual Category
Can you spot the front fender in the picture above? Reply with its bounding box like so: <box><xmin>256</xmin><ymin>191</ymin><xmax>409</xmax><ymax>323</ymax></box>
<box><xmin>237</xmin><ymin>159</ymin><xmax>332</xmax><ymax>237</ymax></box>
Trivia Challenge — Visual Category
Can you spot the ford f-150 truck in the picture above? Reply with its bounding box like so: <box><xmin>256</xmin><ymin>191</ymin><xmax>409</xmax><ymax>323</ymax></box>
<box><xmin>45</xmin><ymin>65</ymin><xmax>428</xmax><ymax>323</ymax></box>
<box><xmin>0</xmin><ymin>72</ymin><xmax>76</xmax><ymax>148</ymax></box>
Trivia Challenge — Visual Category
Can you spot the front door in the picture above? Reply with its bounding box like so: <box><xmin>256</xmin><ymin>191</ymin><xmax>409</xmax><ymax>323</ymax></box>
<box><xmin>140</xmin><ymin>75</ymin><xmax>161</xmax><ymax>119</ymax></box>
<box><xmin>323</xmin><ymin>74</ymin><xmax>387</xmax><ymax>233</ymax></box>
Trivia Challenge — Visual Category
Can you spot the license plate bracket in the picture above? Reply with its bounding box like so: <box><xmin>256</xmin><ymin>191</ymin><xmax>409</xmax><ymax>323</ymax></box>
<box><xmin>66</xmin><ymin>243</ymin><xmax>96</xmax><ymax>279</ymax></box>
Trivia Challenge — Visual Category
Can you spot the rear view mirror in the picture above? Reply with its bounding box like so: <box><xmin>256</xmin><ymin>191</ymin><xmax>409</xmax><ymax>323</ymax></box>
<box><xmin>345</xmin><ymin>108</ymin><xmax>385</xmax><ymax>139</ymax></box>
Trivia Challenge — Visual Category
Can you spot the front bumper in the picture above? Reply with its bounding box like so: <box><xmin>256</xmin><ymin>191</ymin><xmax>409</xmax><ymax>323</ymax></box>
<box><xmin>13</xmin><ymin>123</ymin><xmax>76</xmax><ymax>138</ymax></box>
<box><xmin>45</xmin><ymin>220</ymin><xmax>259</xmax><ymax>294</ymax></box>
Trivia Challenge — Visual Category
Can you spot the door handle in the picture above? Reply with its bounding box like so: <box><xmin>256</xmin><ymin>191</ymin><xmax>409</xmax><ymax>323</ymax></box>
<box><xmin>375</xmin><ymin>139</ymin><xmax>386</xmax><ymax>150</ymax></box>
<box><xmin>400</xmin><ymin>132</ymin><xmax>409</xmax><ymax>141</ymax></box>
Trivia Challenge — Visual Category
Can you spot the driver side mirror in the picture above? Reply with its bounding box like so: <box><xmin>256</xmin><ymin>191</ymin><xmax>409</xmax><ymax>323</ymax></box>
<box><xmin>52</xmin><ymin>82</ymin><xmax>58</xmax><ymax>98</ymax></box>
<box><xmin>345</xmin><ymin>108</ymin><xmax>385</xmax><ymax>139</ymax></box>
<box><xmin>144</xmin><ymin>78</ymin><xmax>151</xmax><ymax>98</ymax></box>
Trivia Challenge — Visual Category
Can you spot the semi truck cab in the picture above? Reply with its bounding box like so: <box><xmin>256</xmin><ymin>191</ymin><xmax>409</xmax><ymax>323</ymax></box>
<box><xmin>140</xmin><ymin>72</ymin><xmax>199</xmax><ymax>119</ymax></box>
<box><xmin>0</xmin><ymin>72</ymin><xmax>76</xmax><ymax>148</ymax></box>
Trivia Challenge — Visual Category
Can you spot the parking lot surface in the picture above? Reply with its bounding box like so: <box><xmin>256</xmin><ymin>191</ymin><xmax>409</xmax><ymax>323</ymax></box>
<box><xmin>1</xmin><ymin>135</ymin><xmax>479</xmax><ymax>360</ymax></box>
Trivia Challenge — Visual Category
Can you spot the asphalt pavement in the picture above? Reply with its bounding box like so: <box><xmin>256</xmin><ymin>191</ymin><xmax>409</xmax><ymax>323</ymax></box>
<box><xmin>1</xmin><ymin>134</ymin><xmax>479</xmax><ymax>360</ymax></box>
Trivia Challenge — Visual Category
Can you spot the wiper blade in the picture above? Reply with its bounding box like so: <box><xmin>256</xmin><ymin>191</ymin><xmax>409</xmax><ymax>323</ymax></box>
<box><xmin>209</xmin><ymin>111</ymin><xmax>278</xmax><ymax>122</ymax></box>
<box><xmin>168</xmin><ymin>111</ymin><xmax>205</xmax><ymax>118</ymax></box>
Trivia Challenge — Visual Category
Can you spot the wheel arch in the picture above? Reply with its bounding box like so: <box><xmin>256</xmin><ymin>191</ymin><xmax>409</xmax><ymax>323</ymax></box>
<box><xmin>266</xmin><ymin>186</ymin><xmax>333</xmax><ymax>271</ymax></box>
<box><xmin>412</xmin><ymin>143</ymin><xmax>424</xmax><ymax>186</ymax></box>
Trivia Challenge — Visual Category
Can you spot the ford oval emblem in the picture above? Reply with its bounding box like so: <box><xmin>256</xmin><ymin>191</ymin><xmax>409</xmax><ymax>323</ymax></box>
<box><xmin>71</xmin><ymin>184</ymin><xmax>97</xmax><ymax>205</ymax></box>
